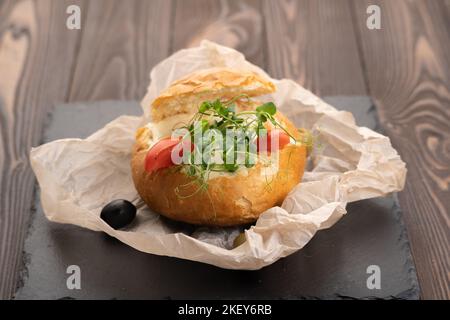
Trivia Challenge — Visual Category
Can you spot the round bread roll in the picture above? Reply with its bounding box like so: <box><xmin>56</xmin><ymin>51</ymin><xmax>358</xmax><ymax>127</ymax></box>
<box><xmin>131</xmin><ymin>68</ymin><xmax>307</xmax><ymax>226</ymax></box>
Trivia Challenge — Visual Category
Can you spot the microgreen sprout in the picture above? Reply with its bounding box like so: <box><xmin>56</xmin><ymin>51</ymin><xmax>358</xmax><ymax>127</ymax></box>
<box><xmin>173</xmin><ymin>96</ymin><xmax>312</xmax><ymax>199</ymax></box>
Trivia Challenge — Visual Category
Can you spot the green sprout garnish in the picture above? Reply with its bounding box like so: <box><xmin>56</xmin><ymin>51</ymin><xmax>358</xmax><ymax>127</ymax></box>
<box><xmin>173</xmin><ymin>95</ymin><xmax>312</xmax><ymax>199</ymax></box>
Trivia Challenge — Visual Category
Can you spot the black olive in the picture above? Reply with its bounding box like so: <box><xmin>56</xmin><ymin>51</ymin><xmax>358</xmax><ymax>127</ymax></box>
<box><xmin>100</xmin><ymin>199</ymin><xmax>136</xmax><ymax>229</ymax></box>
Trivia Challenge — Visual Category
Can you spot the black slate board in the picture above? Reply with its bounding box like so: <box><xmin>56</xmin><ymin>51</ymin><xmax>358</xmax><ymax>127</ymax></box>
<box><xmin>15</xmin><ymin>97</ymin><xmax>420</xmax><ymax>300</ymax></box>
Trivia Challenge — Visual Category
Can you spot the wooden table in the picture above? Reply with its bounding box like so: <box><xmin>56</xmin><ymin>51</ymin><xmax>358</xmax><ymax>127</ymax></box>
<box><xmin>0</xmin><ymin>0</ymin><xmax>448</xmax><ymax>300</ymax></box>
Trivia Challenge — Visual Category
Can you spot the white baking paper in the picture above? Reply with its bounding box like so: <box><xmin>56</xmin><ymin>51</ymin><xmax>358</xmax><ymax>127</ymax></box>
<box><xmin>30</xmin><ymin>41</ymin><xmax>406</xmax><ymax>270</ymax></box>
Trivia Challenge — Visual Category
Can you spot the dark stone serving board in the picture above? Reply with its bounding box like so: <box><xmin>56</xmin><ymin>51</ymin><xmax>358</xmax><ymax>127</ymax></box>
<box><xmin>15</xmin><ymin>97</ymin><xmax>420</xmax><ymax>300</ymax></box>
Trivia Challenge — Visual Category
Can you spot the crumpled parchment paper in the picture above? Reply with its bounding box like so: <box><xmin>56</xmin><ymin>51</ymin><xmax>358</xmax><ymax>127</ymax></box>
<box><xmin>30</xmin><ymin>41</ymin><xmax>406</xmax><ymax>270</ymax></box>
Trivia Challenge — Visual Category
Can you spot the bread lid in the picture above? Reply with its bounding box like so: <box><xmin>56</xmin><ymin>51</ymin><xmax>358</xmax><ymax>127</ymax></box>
<box><xmin>150</xmin><ymin>67</ymin><xmax>275</xmax><ymax>122</ymax></box>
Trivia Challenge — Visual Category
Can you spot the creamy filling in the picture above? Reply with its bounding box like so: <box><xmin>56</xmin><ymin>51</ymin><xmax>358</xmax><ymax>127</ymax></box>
<box><xmin>152</xmin><ymin>113</ymin><xmax>193</xmax><ymax>140</ymax></box>
<box><xmin>205</xmin><ymin>153</ymin><xmax>279</xmax><ymax>181</ymax></box>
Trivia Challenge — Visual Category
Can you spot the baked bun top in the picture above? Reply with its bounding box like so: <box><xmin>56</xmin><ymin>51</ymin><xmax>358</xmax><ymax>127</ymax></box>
<box><xmin>151</xmin><ymin>67</ymin><xmax>276</xmax><ymax>122</ymax></box>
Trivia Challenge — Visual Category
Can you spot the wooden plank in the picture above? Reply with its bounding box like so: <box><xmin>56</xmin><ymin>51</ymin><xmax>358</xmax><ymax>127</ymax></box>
<box><xmin>0</xmin><ymin>0</ymin><xmax>173</xmax><ymax>299</ymax></box>
<box><xmin>262</xmin><ymin>0</ymin><xmax>367</xmax><ymax>95</ymax></box>
<box><xmin>0</xmin><ymin>0</ymin><xmax>83</xmax><ymax>299</ymax></box>
<box><xmin>172</xmin><ymin>0</ymin><xmax>264</xmax><ymax>67</ymax></box>
<box><xmin>67</xmin><ymin>0</ymin><xmax>173</xmax><ymax>101</ymax></box>
<box><xmin>351</xmin><ymin>0</ymin><xmax>450</xmax><ymax>299</ymax></box>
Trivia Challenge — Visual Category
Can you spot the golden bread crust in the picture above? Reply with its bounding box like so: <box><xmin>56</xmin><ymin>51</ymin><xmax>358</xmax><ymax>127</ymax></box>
<box><xmin>151</xmin><ymin>68</ymin><xmax>276</xmax><ymax>122</ymax></box>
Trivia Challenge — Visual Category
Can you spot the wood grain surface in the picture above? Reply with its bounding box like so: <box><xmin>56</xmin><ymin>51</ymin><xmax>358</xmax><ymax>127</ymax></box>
<box><xmin>68</xmin><ymin>0</ymin><xmax>172</xmax><ymax>101</ymax></box>
<box><xmin>352</xmin><ymin>0</ymin><xmax>450</xmax><ymax>299</ymax></box>
<box><xmin>262</xmin><ymin>0</ymin><xmax>367</xmax><ymax>95</ymax></box>
<box><xmin>172</xmin><ymin>0</ymin><xmax>264</xmax><ymax>66</ymax></box>
<box><xmin>0</xmin><ymin>0</ymin><xmax>83</xmax><ymax>299</ymax></box>
<box><xmin>0</xmin><ymin>0</ymin><xmax>448</xmax><ymax>299</ymax></box>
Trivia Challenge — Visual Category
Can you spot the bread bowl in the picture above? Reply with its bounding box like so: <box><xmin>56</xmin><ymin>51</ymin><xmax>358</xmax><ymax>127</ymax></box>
<box><xmin>131</xmin><ymin>68</ymin><xmax>309</xmax><ymax>226</ymax></box>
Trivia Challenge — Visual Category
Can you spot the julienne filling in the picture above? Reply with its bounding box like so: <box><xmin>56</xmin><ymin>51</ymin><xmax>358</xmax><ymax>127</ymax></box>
<box><xmin>144</xmin><ymin>95</ymin><xmax>313</xmax><ymax>197</ymax></box>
